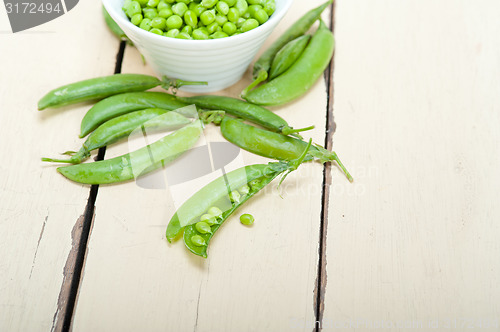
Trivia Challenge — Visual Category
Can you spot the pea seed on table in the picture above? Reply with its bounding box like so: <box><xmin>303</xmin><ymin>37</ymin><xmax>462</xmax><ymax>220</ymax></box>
<box><xmin>240</xmin><ymin>214</ymin><xmax>254</xmax><ymax>226</ymax></box>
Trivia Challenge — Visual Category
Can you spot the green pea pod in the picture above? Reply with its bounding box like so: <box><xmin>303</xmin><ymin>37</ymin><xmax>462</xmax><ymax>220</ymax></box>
<box><xmin>244</xmin><ymin>20</ymin><xmax>334</xmax><ymax>106</ymax></box>
<box><xmin>38</xmin><ymin>74</ymin><xmax>162</xmax><ymax>110</ymax></box>
<box><xmin>58</xmin><ymin>120</ymin><xmax>203</xmax><ymax>184</ymax></box>
<box><xmin>182</xmin><ymin>164</ymin><xmax>285</xmax><ymax>257</ymax></box>
<box><xmin>242</xmin><ymin>0</ymin><xmax>332</xmax><ymax>96</ymax></box>
<box><xmin>268</xmin><ymin>34</ymin><xmax>311</xmax><ymax>80</ymax></box>
<box><xmin>42</xmin><ymin>107</ymin><xmax>192</xmax><ymax>164</ymax></box>
<box><xmin>80</xmin><ymin>92</ymin><xmax>190</xmax><ymax>137</ymax></box>
<box><xmin>167</xmin><ymin>140</ymin><xmax>314</xmax><ymax>257</ymax></box>
<box><xmin>176</xmin><ymin>95</ymin><xmax>313</xmax><ymax>136</ymax></box>
<box><xmin>38</xmin><ymin>73</ymin><xmax>207</xmax><ymax>111</ymax></box>
<box><xmin>220</xmin><ymin>117</ymin><xmax>353</xmax><ymax>182</ymax></box>
<box><xmin>102</xmin><ymin>5</ymin><xmax>133</xmax><ymax>45</ymax></box>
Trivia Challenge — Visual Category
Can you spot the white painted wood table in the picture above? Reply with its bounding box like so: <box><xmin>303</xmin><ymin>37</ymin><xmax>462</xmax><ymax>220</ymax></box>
<box><xmin>1</xmin><ymin>1</ymin><xmax>499</xmax><ymax>331</ymax></box>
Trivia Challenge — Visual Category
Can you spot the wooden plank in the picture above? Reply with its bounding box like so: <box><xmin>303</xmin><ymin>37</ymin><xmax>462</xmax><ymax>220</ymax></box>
<box><xmin>0</xmin><ymin>2</ymin><xmax>120</xmax><ymax>331</ymax></box>
<box><xmin>71</xmin><ymin>1</ymin><xmax>333</xmax><ymax>331</ymax></box>
<box><xmin>323</xmin><ymin>0</ymin><xmax>500</xmax><ymax>331</ymax></box>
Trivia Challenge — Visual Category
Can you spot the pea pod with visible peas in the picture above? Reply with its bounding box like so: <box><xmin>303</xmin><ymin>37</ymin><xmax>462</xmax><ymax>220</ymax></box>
<box><xmin>79</xmin><ymin>92</ymin><xmax>191</xmax><ymax>137</ymax></box>
<box><xmin>167</xmin><ymin>140</ymin><xmax>313</xmax><ymax>257</ymax></box>
<box><xmin>57</xmin><ymin>120</ymin><xmax>203</xmax><ymax>185</ymax></box>
<box><xmin>38</xmin><ymin>74</ymin><xmax>206</xmax><ymax>111</ymax></box>
<box><xmin>42</xmin><ymin>107</ymin><xmax>192</xmax><ymax>164</ymax></box>
<box><xmin>242</xmin><ymin>0</ymin><xmax>332</xmax><ymax>96</ymax></box>
<box><xmin>220</xmin><ymin>117</ymin><xmax>353</xmax><ymax>182</ymax></box>
<box><xmin>243</xmin><ymin>20</ymin><xmax>335</xmax><ymax>106</ymax></box>
<box><xmin>176</xmin><ymin>95</ymin><xmax>313</xmax><ymax>136</ymax></box>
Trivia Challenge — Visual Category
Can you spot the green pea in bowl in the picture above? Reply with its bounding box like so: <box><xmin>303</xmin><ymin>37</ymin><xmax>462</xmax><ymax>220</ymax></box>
<box><xmin>102</xmin><ymin>0</ymin><xmax>293</xmax><ymax>92</ymax></box>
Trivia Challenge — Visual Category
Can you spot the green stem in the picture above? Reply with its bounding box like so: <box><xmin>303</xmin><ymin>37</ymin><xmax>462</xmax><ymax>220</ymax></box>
<box><xmin>161</xmin><ymin>76</ymin><xmax>208</xmax><ymax>90</ymax></box>
<box><xmin>278</xmin><ymin>139</ymin><xmax>313</xmax><ymax>188</ymax></box>
<box><xmin>240</xmin><ymin>70</ymin><xmax>268</xmax><ymax>98</ymax></box>
<box><xmin>41</xmin><ymin>157</ymin><xmax>75</xmax><ymax>163</ymax></box>
<box><xmin>200</xmin><ymin>110</ymin><xmax>226</xmax><ymax>125</ymax></box>
<box><xmin>330</xmin><ymin>151</ymin><xmax>353</xmax><ymax>182</ymax></box>
<box><xmin>282</xmin><ymin>125</ymin><xmax>315</xmax><ymax>136</ymax></box>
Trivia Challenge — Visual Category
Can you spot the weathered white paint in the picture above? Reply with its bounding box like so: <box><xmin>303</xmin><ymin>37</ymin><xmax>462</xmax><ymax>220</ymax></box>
<box><xmin>325</xmin><ymin>0</ymin><xmax>500</xmax><ymax>331</ymax></box>
<box><xmin>71</xmin><ymin>1</ymin><xmax>331</xmax><ymax>331</ymax></box>
<box><xmin>0</xmin><ymin>2</ymin><xmax>120</xmax><ymax>331</ymax></box>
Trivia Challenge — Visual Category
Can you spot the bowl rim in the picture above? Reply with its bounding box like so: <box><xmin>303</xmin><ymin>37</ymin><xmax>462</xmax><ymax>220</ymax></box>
<box><xmin>102</xmin><ymin>0</ymin><xmax>294</xmax><ymax>47</ymax></box>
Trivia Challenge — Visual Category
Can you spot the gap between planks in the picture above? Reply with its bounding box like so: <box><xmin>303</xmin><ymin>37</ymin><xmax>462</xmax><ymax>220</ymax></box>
<box><xmin>50</xmin><ymin>41</ymin><xmax>127</xmax><ymax>332</ymax></box>
<box><xmin>315</xmin><ymin>2</ymin><xmax>336</xmax><ymax>332</ymax></box>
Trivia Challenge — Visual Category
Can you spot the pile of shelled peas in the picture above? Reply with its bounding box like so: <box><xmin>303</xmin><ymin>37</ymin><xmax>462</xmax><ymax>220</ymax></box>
<box><xmin>122</xmin><ymin>0</ymin><xmax>276</xmax><ymax>39</ymax></box>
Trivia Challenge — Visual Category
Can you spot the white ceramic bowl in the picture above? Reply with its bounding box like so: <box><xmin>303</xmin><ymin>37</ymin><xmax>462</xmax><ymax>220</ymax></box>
<box><xmin>103</xmin><ymin>0</ymin><xmax>293</xmax><ymax>92</ymax></box>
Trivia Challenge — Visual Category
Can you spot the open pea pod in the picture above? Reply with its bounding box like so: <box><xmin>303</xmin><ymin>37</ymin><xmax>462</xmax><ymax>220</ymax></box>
<box><xmin>166</xmin><ymin>140</ymin><xmax>313</xmax><ymax>258</ymax></box>
<box><xmin>183</xmin><ymin>166</ymin><xmax>284</xmax><ymax>257</ymax></box>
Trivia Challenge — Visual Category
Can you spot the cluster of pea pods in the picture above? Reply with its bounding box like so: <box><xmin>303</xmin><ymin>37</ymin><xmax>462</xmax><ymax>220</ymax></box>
<box><xmin>40</xmin><ymin>1</ymin><xmax>352</xmax><ymax>258</ymax></box>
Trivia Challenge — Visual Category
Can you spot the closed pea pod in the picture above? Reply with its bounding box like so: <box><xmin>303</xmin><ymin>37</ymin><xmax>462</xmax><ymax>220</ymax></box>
<box><xmin>103</xmin><ymin>6</ymin><xmax>133</xmax><ymax>44</ymax></box>
<box><xmin>79</xmin><ymin>92</ymin><xmax>190</xmax><ymax>137</ymax></box>
<box><xmin>42</xmin><ymin>107</ymin><xmax>192</xmax><ymax>164</ymax></box>
<box><xmin>242</xmin><ymin>0</ymin><xmax>331</xmax><ymax>96</ymax></box>
<box><xmin>176</xmin><ymin>95</ymin><xmax>313</xmax><ymax>136</ymax></box>
<box><xmin>244</xmin><ymin>20</ymin><xmax>335</xmax><ymax>106</ymax></box>
<box><xmin>58</xmin><ymin>120</ymin><xmax>203</xmax><ymax>185</ymax></box>
<box><xmin>38</xmin><ymin>74</ymin><xmax>161</xmax><ymax>110</ymax></box>
<box><xmin>38</xmin><ymin>74</ymin><xmax>206</xmax><ymax>111</ymax></box>
<box><xmin>220</xmin><ymin>117</ymin><xmax>353</xmax><ymax>182</ymax></box>
<box><xmin>268</xmin><ymin>34</ymin><xmax>310</xmax><ymax>80</ymax></box>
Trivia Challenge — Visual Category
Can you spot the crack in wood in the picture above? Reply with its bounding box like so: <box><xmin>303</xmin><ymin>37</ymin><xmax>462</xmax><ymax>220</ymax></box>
<box><xmin>50</xmin><ymin>40</ymin><xmax>127</xmax><ymax>332</ymax></box>
<box><xmin>30</xmin><ymin>214</ymin><xmax>48</xmax><ymax>279</ymax></box>
<box><xmin>193</xmin><ymin>286</ymin><xmax>202</xmax><ymax>332</ymax></box>
<box><xmin>50</xmin><ymin>215</ymin><xmax>85</xmax><ymax>332</ymax></box>
<box><xmin>314</xmin><ymin>2</ymin><xmax>336</xmax><ymax>332</ymax></box>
